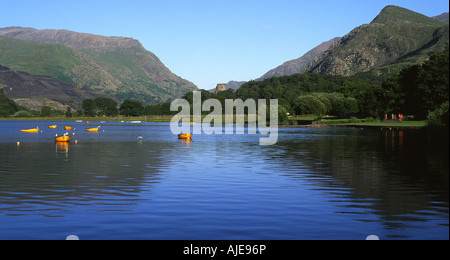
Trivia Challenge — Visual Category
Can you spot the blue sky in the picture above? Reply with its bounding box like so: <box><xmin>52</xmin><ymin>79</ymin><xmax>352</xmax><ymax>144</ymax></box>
<box><xmin>1</xmin><ymin>0</ymin><xmax>449</xmax><ymax>90</ymax></box>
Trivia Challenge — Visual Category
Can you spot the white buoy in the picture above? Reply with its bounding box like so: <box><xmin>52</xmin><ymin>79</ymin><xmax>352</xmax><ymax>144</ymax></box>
<box><xmin>66</xmin><ymin>235</ymin><xmax>80</xmax><ymax>240</ymax></box>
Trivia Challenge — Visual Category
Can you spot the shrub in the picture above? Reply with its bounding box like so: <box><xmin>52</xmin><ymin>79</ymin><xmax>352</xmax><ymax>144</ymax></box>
<box><xmin>13</xmin><ymin>110</ymin><xmax>32</xmax><ymax>117</ymax></box>
<box><xmin>277</xmin><ymin>105</ymin><xmax>290</xmax><ymax>125</ymax></box>
<box><xmin>427</xmin><ymin>102</ymin><xmax>449</xmax><ymax>129</ymax></box>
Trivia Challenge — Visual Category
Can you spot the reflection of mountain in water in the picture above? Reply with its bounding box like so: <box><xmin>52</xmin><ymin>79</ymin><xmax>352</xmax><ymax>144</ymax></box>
<box><xmin>0</xmin><ymin>141</ymin><xmax>176</xmax><ymax>216</ymax></box>
<box><xmin>268</xmin><ymin>128</ymin><xmax>449</xmax><ymax>236</ymax></box>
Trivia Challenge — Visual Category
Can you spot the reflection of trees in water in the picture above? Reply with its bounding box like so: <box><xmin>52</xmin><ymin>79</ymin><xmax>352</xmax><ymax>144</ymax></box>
<box><xmin>0</xmin><ymin>141</ymin><xmax>174</xmax><ymax>216</ymax></box>
<box><xmin>269</xmin><ymin>128</ymin><xmax>449</xmax><ymax>233</ymax></box>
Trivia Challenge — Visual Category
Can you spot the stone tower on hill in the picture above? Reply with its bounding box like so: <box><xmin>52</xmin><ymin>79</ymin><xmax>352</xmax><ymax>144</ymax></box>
<box><xmin>215</xmin><ymin>83</ymin><xmax>227</xmax><ymax>94</ymax></box>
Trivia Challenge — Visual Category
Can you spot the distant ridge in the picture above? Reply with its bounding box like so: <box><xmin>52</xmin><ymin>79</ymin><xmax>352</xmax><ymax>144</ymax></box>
<box><xmin>433</xmin><ymin>12</ymin><xmax>449</xmax><ymax>24</ymax></box>
<box><xmin>0</xmin><ymin>26</ymin><xmax>140</xmax><ymax>51</ymax></box>
<box><xmin>257</xmin><ymin>37</ymin><xmax>341</xmax><ymax>81</ymax></box>
<box><xmin>223</xmin><ymin>37</ymin><xmax>342</xmax><ymax>91</ymax></box>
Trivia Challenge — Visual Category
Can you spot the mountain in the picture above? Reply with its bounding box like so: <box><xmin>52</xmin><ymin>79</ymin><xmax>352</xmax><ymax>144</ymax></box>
<box><xmin>433</xmin><ymin>12</ymin><xmax>449</xmax><ymax>24</ymax></box>
<box><xmin>304</xmin><ymin>6</ymin><xmax>449</xmax><ymax>78</ymax></box>
<box><xmin>257</xmin><ymin>37</ymin><xmax>341</xmax><ymax>81</ymax></box>
<box><xmin>225</xmin><ymin>80</ymin><xmax>246</xmax><ymax>91</ymax></box>
<box><xmin>0</xmin><ymin>27</ymin><xmax>197</xmax><ymax>104</ymax></box>
<box><xmin>0</xmin><ymin>65</ymin><xmax>113</xmax><ymax>111</ymax></box>
<box><xmin>221</xmin><ymin>37</ymin><xmax>342</xmax><ymax>91</ymax></box>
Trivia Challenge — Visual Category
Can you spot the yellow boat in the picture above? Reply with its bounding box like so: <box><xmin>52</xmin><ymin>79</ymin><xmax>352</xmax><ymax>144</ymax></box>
<box><xmin>64</xmin><ymin>126</ymin><xmax>73</xmax><ymax>130</ymax></box>
<box><xmin>178</xmin><ymin>133</ymin><xmax>192</xmax><ymax>140</ymax></box>
<box><xmin>86</xmin><ymin>126</ymin><xmax>100</xmax><ymax>132</ymax></box>
<box><xmin>48</xmin><ymin>125</ymin><xmax>57</xmax><ymax>129</ymax></box>
<box><xmin>21</xmin><ymin>127</ymin><xmax>39</xmax><ymax>133</ymax></box>
<box><xmin>55</xmin><ymin>135</ymin><xmax>71</xmax><ymax>142</ymax></box>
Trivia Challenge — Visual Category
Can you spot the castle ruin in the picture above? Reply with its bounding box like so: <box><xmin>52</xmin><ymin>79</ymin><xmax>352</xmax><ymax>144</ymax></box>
<box><xmin>215</xmin><ymin>83</ymin><xmax>227</xmax><ymax>94</ymax></box>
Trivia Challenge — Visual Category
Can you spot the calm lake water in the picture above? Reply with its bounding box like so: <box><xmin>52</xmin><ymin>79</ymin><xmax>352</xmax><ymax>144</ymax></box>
<box><xmin>0</xmin><ymin>120</ymin><xmax>448</xmax><ymax>240</ymax></box>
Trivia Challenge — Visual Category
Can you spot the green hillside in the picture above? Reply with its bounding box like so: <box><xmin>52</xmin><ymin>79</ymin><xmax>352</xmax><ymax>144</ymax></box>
<box><xmin>305</xmin><ymin>6</ymin><xmax>449</xmax><ymax>79</ymax></box>
<box><xmin>0</xmin><ymin>36</ymin><xmax>82</xmax><ymax>84</ymax></box>
<box><xmin>0</xmin><ymin>28</ymin><xmax>197</xmax><ymax>105</ymax></box>
<box><xmin>372</xmin><ymin>5</ymin><xmax>445</xmax><ymax>26</ymax></box>
<box><xmin>0</xmin><ymin>88</ymin><xmax>24</xmax><ymax>117</ymax></box>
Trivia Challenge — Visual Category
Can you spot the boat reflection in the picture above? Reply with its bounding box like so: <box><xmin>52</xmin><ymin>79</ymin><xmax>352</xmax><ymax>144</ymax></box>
<box><xmin>179</xmin><ymin>138</ymin><xmax>192</xmax><ymax>145</ymax></box>
<box><xmin>55</xmin><ymin>141</ymin><xmax>69</xmax><ymax>157</ymax></box>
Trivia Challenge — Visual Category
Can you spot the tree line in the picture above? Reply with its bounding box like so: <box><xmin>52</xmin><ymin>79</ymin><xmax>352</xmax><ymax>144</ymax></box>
<box><xmin>234</xmin><ymin>49</ymin><xmax>448</xmax><ymax>127</ymax></box>
<box><xmin>2</xmin><ymin>50</ymin><xmax>448</xmax><ymax>128</ymax></box>
<box><xmin>82</xmin><ymin>98</ymin><xmax>179</xmax><ymax>117</ymax></box>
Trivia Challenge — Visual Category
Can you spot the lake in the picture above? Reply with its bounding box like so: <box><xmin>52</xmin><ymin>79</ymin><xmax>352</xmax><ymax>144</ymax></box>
<box><xmin>0</xmin><ymin>120</ymin><xmax>448</xmax><ymax>240</ymax></box>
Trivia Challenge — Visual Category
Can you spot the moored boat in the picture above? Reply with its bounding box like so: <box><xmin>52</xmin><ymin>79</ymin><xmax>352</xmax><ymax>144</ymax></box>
<box><xmin>86</xmin><ymin>126</ymin><xmax>100</xmax><ymax>132</ymax></box>
<box><xmin>178</xmin><ymin>133</ymin><xmax>192</xmax><ymax>139</ymax></box>
<box><xmin>55</xmin><ymin>135</ymin><xmax>71</xmax><ymax>142</ymax></box>
<box><xmin>21</xmin><ymin>127</ymin><xmax>39</xmax><ymax>133</ymax></box>
<box><xmin>48</xmin><ymin>125</ymin><xmax>57</xmax><ymax>129</ymax></box>
<box><xmin>64</xmin><ymin>126</ymin><xmax>73</xmax><ymax>130</ymax></box>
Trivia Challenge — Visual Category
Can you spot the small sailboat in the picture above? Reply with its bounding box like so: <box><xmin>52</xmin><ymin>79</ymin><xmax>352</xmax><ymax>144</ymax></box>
<box><xmin>55</xmin><ymin>133</ymin><xmax>71</xmax><ymax>142</ymax></box>
<box><xmin>21</xmin><ymin>127</ymin><xmax>39</xmax><ymax>133</ymax></box>
<box><xmin>178</xmin><ymin>133</ymin><xmax>192</xmax><ymax>140</ymax></box>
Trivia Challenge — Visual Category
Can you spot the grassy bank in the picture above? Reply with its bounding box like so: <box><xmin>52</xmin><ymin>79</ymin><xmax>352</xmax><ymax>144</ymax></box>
<box><xmin>289</xmin><ymin>116</ymin><xmax>427</xmax><ymax>128</ymax></box>
<box><xmin>337</xmin><ymin>121</ymin><xmax>427</xmax><ymax>127</ymax></box>
<box><xmin>321</xmin><ymin>119</ymin><xmax>426</xmax><ymax>127</ymax></box>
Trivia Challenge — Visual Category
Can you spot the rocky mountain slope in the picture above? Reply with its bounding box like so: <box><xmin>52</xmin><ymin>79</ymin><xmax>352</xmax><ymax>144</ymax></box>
<box><xmin>257</xmin><ymin>37</ymin><xmax>341</xmax><ymax>81</ymax></box>
<box><xmin>304</xmin><ymin>6</ymin><xmax>449</xmax><ymax>78</ymax></box>
<box><xmin>0</xmin><ymin>27</ymin><xmax>197</xmax><ymax>104</ymax></box>
<box><xmin>223</xmin><ymin>37</ymin><xmax>342</xmax><ymax>91</ymax></box>
<box><xmin>0</xmin><ymin>65</ymin><xmax>113</xmax><ymax>110</ymax></box>
<box><xmin>432</xmin><ymin>12</ymin><xmax>448</xmax><ymax>24</ymax></box>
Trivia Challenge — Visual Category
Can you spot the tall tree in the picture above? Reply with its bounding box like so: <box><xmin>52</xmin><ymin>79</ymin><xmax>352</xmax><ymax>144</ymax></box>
<box><xmin>381</xmin><ymin>50</ymin><xmax>449</xmax><ymax>119</ymax></box>
<box><xmin>120</xmin><ymin>100</ymin><xmax>144</xmax><ymax>117</ymax></box>
<box><xmin>82</xmin><ymin>99</ymin><xmax>97</xmax><ymax>117</ymax></box>
<box><xmin>95</xmin><ymin>97</ymin><xmax>118</xmax><ymax>116</ymax></box>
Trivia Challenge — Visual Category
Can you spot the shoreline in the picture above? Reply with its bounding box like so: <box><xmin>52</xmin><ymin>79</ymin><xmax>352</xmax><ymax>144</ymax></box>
<box><xmin>279</xmin><ymin>124</ymin><xmax>426</xmax><ymax>130</ymax></box>
<box><xmin>1</xmin><ymin>117</ymin><xmax>428</xmax><ymax>130</ymax></box>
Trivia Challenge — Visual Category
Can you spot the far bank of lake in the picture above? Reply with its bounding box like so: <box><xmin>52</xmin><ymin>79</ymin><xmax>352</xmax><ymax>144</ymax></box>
<box><xmin>1</xmin><ymin>116</ymin><xmax>429</xmax><ymax>128</ymax></box>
